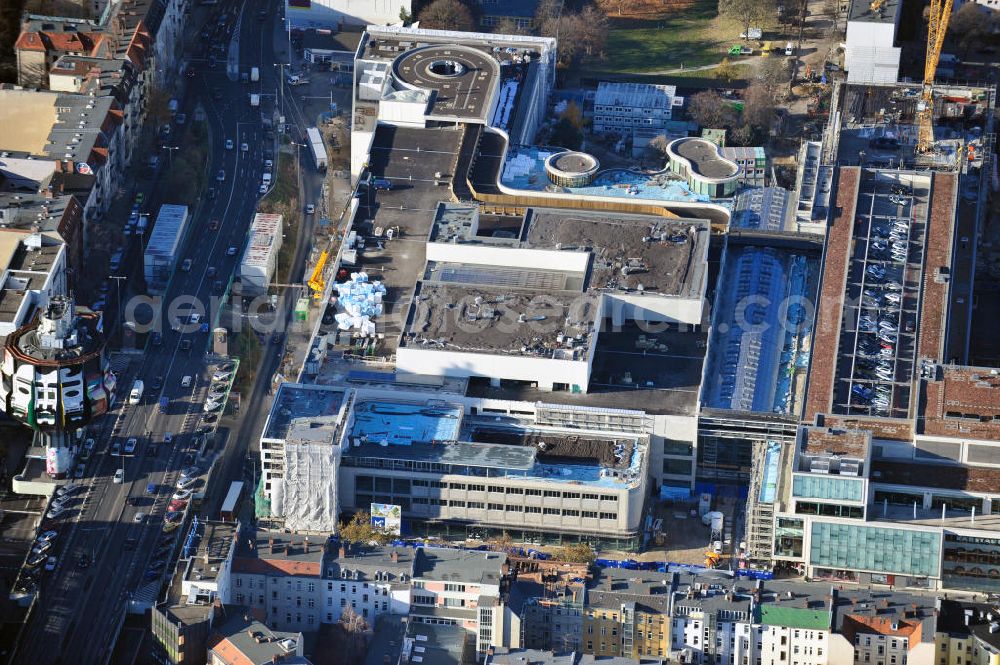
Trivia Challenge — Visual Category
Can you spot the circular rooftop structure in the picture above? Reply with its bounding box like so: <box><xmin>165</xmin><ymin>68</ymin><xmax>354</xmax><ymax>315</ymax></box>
<box><xmin>666</xmin><ymin>137</ymin><xmax>741</xmax><ymax>198</ymax></box>
<box><xmin>392</xmin><ymin>44</ymin><xmax>500</xmax><ymax>121</ymax></box>
<box><xmin>544</xmin><ymin>151</ymin><xmax>601</xmax><ymax>187</ymax></box>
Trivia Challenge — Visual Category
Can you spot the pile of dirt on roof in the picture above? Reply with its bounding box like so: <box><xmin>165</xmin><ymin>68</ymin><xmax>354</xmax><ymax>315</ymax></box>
<box><xmin>470</xmin><ymin>428</ymin><xmax>634</xmax><ymax>468</ymax></box>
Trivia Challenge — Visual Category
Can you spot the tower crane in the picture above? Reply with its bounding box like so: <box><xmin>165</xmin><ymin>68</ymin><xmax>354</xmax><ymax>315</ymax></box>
<box><xmin>917</xmin><ymin>0</ymin><xmax>954</xmax><ymax>153</ymax></box>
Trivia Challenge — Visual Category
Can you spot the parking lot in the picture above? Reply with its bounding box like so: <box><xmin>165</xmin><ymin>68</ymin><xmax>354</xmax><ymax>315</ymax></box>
<box><xmin>834</xmin><ymin>171</ymin><xmax>931</xmax><ymax>417</ymax></box>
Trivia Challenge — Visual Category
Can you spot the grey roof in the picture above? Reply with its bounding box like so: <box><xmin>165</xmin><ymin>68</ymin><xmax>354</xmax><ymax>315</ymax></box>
<box><xmin>365</xmin><ymin>615</ymin><xmax>408</xmax><ymax>665</ymax></box>
<box><xmin>830</xmin><ymin>587</ymin><xmax>937</xmax><ymax>644</ymax></box>
<box><xmin>413</xmin><ymin>548</ymin><xmax>505</xmax><ymax>586</ymax></box>
<box><xmin>401</xmin><ymin>622</ymin><xmax>470</xmax><ymax>665</ymax></box>
<box><xmin>263</xmin><ymin>383</ymin><xmax>346</xmax><ymax>441</ymax></box>
<box><xmin>211</xmin><ymin>610</ymin><xmax>308</xmax><ymax>664</ymax></box>
<box><xmin>588</xmin><ymin>569</ymin><xmax>675</xmax><ymax>614</ymax></box>
<box><xmin>325</xmin><ymin>545</ymin><xmax>415</xmax><ymax>583</ymax></box>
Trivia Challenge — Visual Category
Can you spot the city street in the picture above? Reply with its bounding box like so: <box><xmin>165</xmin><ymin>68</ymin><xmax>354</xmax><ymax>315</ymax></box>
<box><xmin>10</xmin><ymin>0</ymin><xmax>282</xmax><ymax>662</ymax></box>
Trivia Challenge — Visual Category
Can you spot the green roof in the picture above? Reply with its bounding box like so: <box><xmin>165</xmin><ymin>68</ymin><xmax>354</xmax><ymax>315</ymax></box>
<box><xmin>757</xmin><ymin>605</ymin><xmax>829</xmax><ymax>630</ymax></box>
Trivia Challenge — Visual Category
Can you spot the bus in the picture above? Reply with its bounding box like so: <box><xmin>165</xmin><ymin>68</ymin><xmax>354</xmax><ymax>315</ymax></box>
<box><xmin>220</xmin><ymin>481</ymin><xmax>244</xmax><ymax>521</ymax></box>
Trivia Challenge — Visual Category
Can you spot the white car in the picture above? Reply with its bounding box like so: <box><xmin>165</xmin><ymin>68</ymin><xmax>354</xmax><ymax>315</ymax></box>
<box><xmin>113</xmin><ymin>468</ymin><xmax>124</xmax><ymax>484</ymax></box>
<box><xmin>225</xmin><ymin>139</ymin><xmax>234</xmax><ymax>150</ymax></box>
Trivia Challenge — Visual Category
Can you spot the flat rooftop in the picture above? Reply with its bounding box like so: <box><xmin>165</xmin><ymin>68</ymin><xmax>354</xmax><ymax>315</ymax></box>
<box><xmin>403</xmin><ymin>282</ymin><xmax>599</xmax><ymax>357</ymax></box>
<box><xmin>848</xmin><ymin>0</ymin><xmax>902</xmax><ymax>23</ymax></box>
<box><xmin>800</xmin><ymin>426</ymin><xmax>870</xmax><ymax>459</ymax></box>
<box><xmin>263</xmin><ymin>383</ymin><xmax>346</xmax><ymax>441</ymax></box>
<box><xmin>918</xmin><ymin>366</ymin><xmax>1000</xmax><ymax>440</ymax></box>
<box><xmin>391</xmin><ymin>44</ymin><xmax>499</xmax><ymax>121</ymax></box>
<box><xmin>671</xmin><ymin>138</ymin><xmax>739</xmax><ymax>180</ymax></box>
<box><xmin>466</xmin><ymin>322</ymin><xmax>706</xmax><ymax>415</ymax></box>
<box><xmin>523</xmin><ymin>208</ymin><xmax>708</xmax><ymax>297</ymax></box>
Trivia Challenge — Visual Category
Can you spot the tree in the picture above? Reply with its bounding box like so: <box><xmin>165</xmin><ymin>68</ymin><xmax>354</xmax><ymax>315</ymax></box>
<box><xmin>417</xmin><ymin>0</ymin><xmax>476</xmax><ymax>31</ymax></box>
<box><xmin>340</xmin><ymin>607</ymin><xmax>371</xmax><ymax>664</ymax></box>
<box><xmin>494</xmin><ymin>18</ymin><xmax>530</xmax><ymax>35</ymax></box>
<box><xmin>686</xmin><ymin>90</ymin><xmax>738</xmax><ymax>129</ymax></box>
<box><xmin>555</xmin><ymin>542</ymin><xmax>596</xmax><ymax>564</ymax></box>
<box><xmin>338</xmin><ymin>512</ymin><xmax>391</xmax><ymax>546</ymax></box>
<box><xmin>741</xmin><ymin>83</ymin><xmax>776</xmax><ymax>135</ymax></box>
<box><xmin>720</xmin><ymin>0</ymin><xmax>777</xmax><ymax>42</ymax></box>
<box><xmin>948</xmin><ymin>4</ymin><xmax>996</xmax><ymax>56</ymax></box>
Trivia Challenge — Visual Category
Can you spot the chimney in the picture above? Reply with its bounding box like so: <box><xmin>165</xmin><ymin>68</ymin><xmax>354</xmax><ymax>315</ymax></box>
<box><xmin>391</xmin><ymin>550</ymin><xmax>399</xmax><ymax>563</ymax></box>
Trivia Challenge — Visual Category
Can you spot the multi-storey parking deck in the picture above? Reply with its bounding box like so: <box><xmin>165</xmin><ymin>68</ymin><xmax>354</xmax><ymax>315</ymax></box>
<box><xmin>834</xmin><ymin>170</ymin><xmax>931</xmax><ymax>417</ymax></box>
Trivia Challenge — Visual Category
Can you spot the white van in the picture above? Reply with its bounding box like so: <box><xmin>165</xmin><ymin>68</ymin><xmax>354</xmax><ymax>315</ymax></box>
<box><xmin>181</xmin><ymin>375</ymin><xmax>192</xmax><ymax>389</ymax></box>
<box><xmin>128</xmin><ymin>379</ymin><xmax>144</xmax><ymax>405</ymax></box>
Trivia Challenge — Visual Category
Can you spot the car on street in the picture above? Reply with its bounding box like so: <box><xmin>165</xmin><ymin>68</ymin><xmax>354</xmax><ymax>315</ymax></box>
<box><xmin>216</xmin><ymin>169</ymin><xmax>226</xmax><ymax>181</ymax></box>
<box><xmin>44</xmin><ymin>557</ymin><xmax>57</xmax><ymax>572</ymax></box>
<box><xmin>114</xmin><ymin>468</ymin><xmax>124</xmax><ymax>484</ymax></box>
<box><xmin>225</xmin><ymin>139</ymin><xmax>234</xmax><ymax>150</ymax></box>
<box><xmin>124</xmin><ymin>437</ymin><xmax>137</xmax><ymax>455</ymax></box>
<box><xmin>73</xmin><ymin>464</ymin><xmax>85</xmax><ymax>479</ymax></box>
<box><xmin>226</xmin><ymin>246</ymin><xmax>237</xmax><ymax>256</ymax></box>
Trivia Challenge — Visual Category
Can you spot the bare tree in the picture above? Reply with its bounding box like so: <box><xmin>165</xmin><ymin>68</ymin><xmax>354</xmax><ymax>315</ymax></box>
<box><xmin>494</xmin><ymin>18</ymin><xmax>530</xmax><ymax>35</ymax></box>
<box><xmin>418</xmin><ymin>0</ymin><xmax>476</xmax><ymax>32</ymax></box>
<box><xmin>686</xmin><ymin>90</ymin><xmax>738</xmax><ymax>129</ymax></box>
<box><xmin>720</xmin><ymin>0</ymin><xmax>777</xmax><ymax>42</ymax></box>
<box><xmin>340</xmin><ymin>607</ymin><xmax>371</xmax><ymax>664</ymax></box>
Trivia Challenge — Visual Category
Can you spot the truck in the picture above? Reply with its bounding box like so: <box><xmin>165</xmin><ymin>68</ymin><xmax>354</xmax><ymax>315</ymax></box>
<box><xmin>129</xmin><ymin>380</ymin><xmax>144</xmax><ymax>405</ymax></box>
<box><xmin>250</xmin><ymin>66</ymin><xmax>259</xmax><ymax>82</ymax></box>
<box><xmin>249</xmin><ymin>93</ymin><xmax>260</xmax><ymax>107</ymax></box>
<box><xmin>306</xmin><ymin>126</ymin><xmax>327</xmax><ymax>172</ymax></box>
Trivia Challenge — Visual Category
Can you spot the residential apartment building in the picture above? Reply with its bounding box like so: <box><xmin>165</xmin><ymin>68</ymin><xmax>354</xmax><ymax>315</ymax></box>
<box><xmin>935</xmin><ymin>600</ymin><xmax>1000</xmax><ymax>665</ymax></box>
<box><xmin>151</xmin><ymin>521</ymin><xmax>240</xmax><ymax>665</ymax></box>
<box><xmin>410</xmin><ymin>548</ymin><xmax>507</xmax><ymax>659</ymax></box>
<box><xmin>208</xmin><ymin>612</ymin><xmax>310</xmax><ymax>665</ymax></box>
<box><xmin>593</xmin><ymin>81</ymin><xmax>678</xmax><ymax>135</ymax></box>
